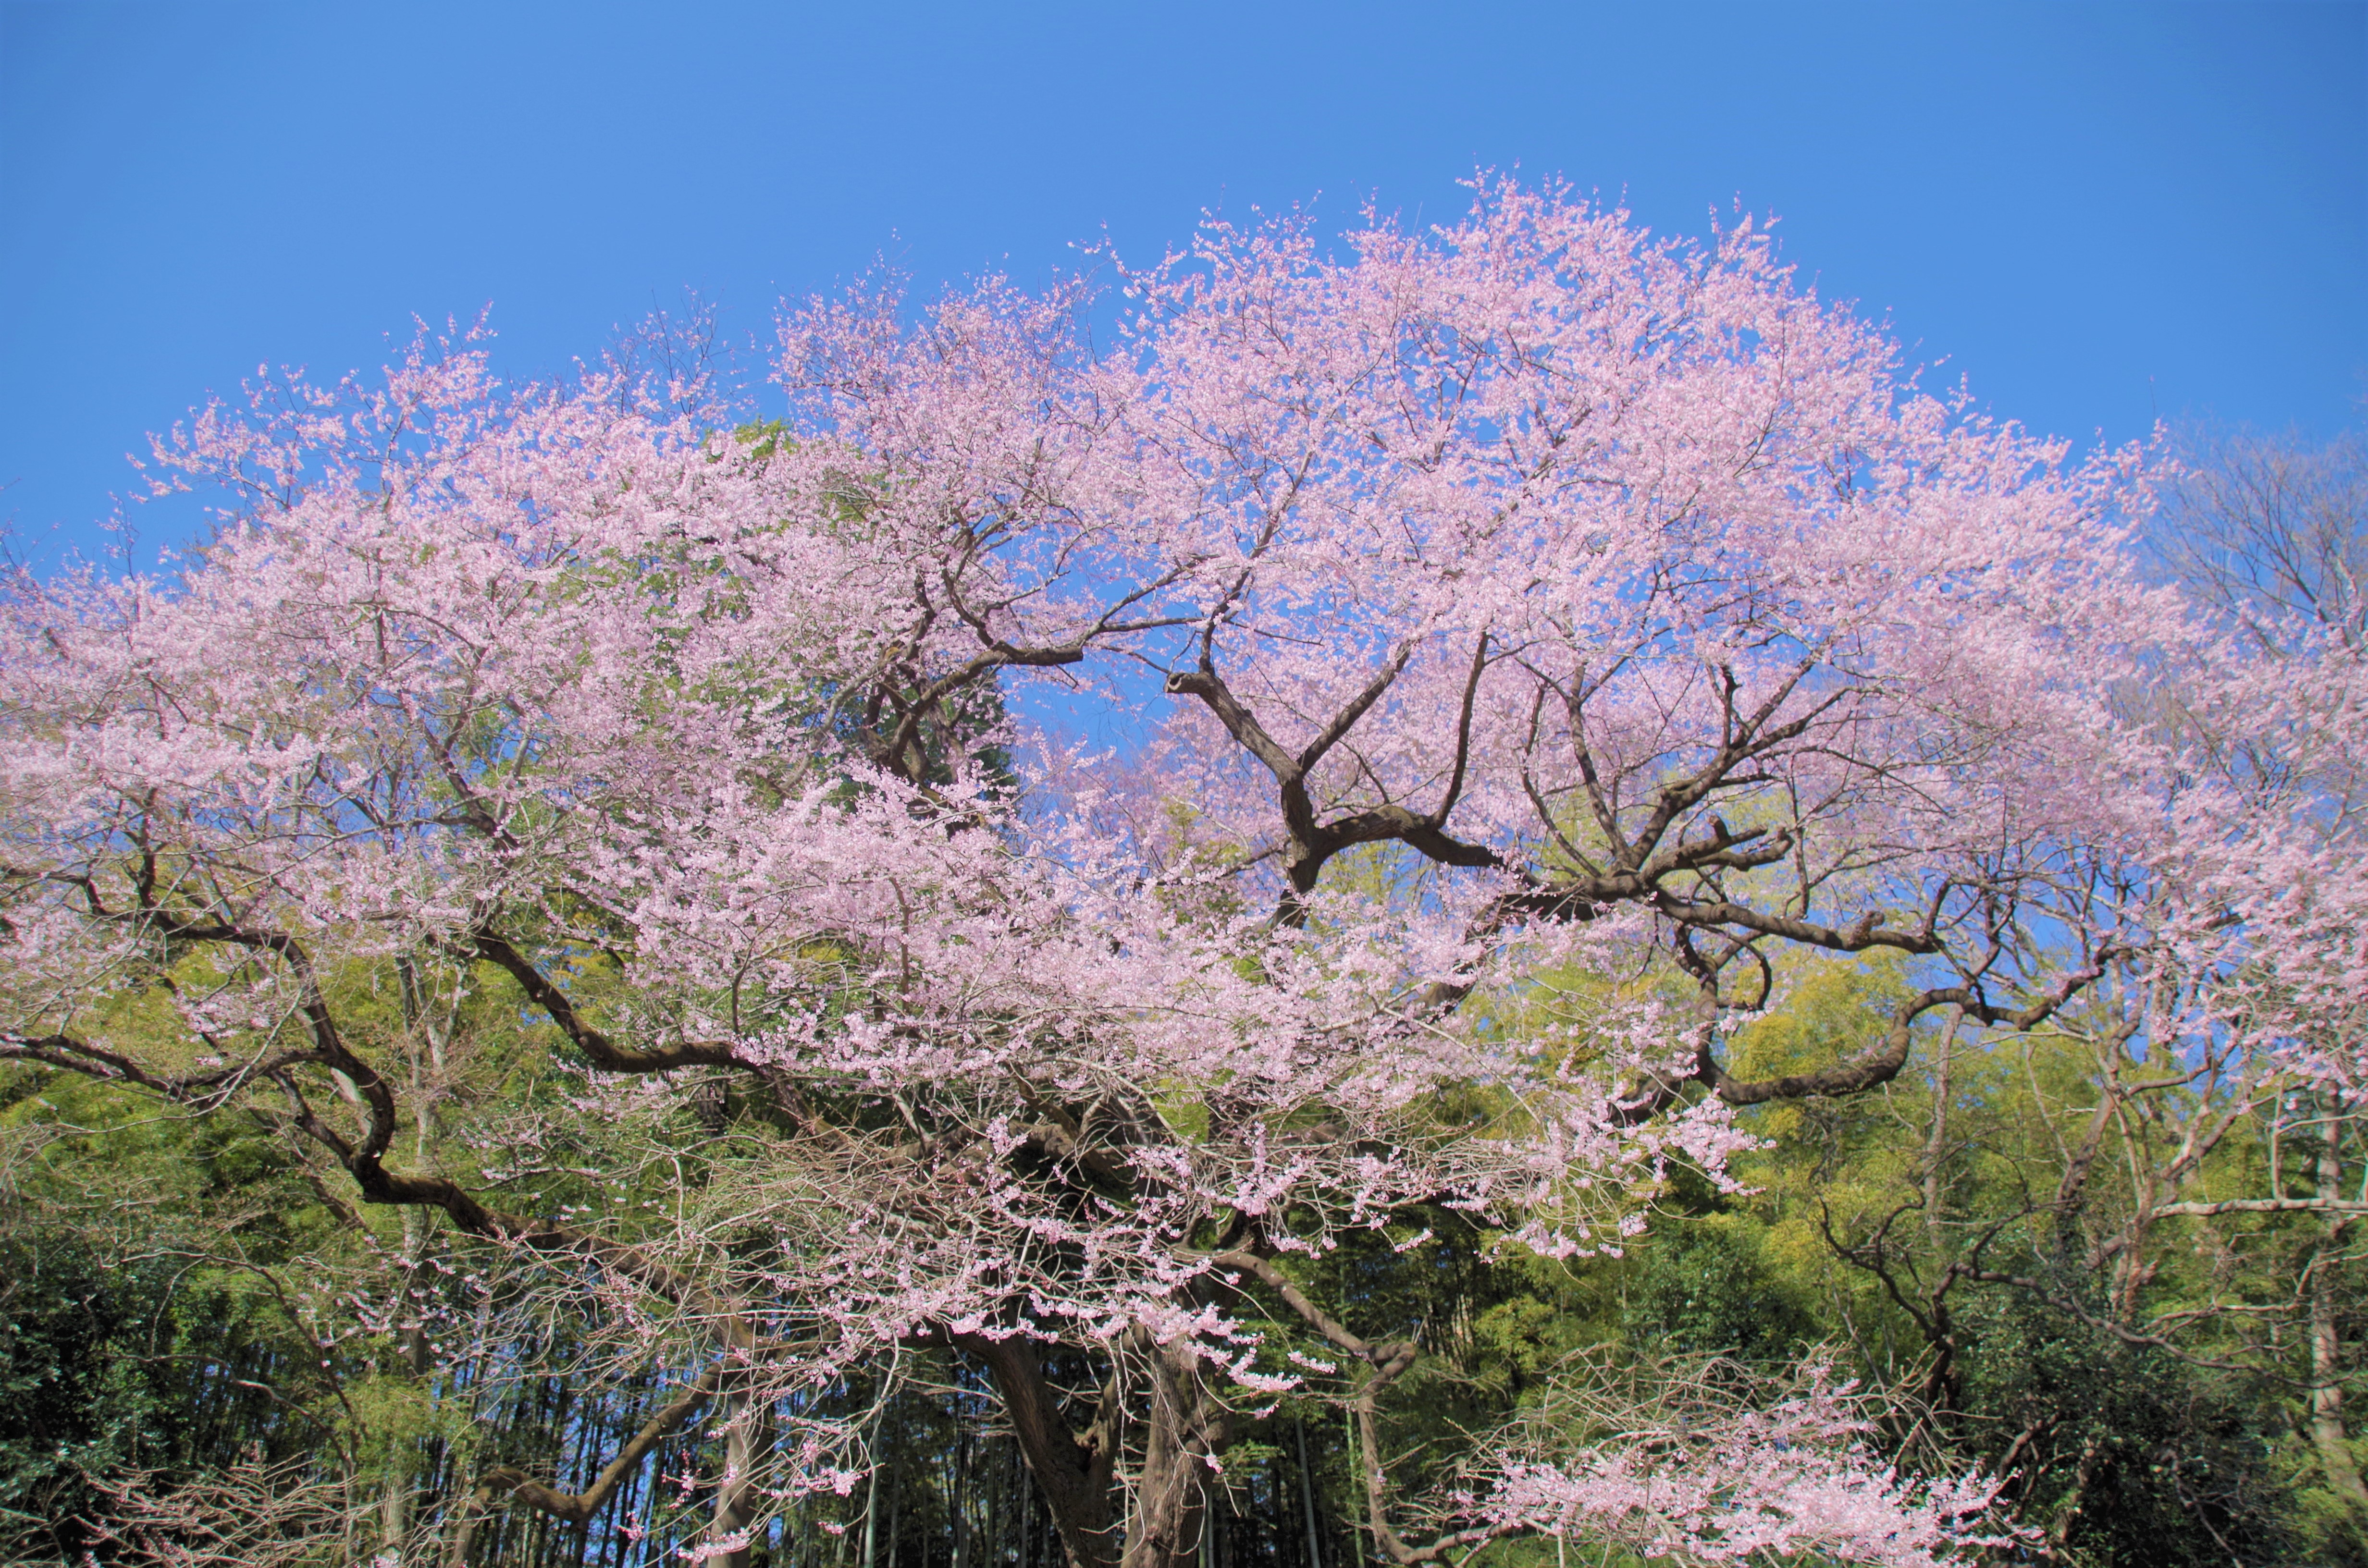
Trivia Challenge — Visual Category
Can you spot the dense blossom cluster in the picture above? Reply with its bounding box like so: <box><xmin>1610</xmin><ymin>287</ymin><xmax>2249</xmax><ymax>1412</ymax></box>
<box><xmin>3</xmin><ymin>180</ymin><xmax>2357</xmax><ymax>1568</ymax></box>
<box><xmin>1477</xmin><ymin>1368</ymin><xmax>2011</xmax><ymax>1568</ymax></box>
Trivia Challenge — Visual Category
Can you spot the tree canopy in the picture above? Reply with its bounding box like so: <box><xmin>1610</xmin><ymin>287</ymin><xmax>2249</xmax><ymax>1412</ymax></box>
<box><xmin>2</xmin><ymin>181</ymin><xmax>2361</xmax><ymax>1568</ymax></box>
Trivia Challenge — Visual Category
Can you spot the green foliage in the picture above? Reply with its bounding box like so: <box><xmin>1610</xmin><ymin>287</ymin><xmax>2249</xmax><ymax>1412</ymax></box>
<box><xmin>0</xmin><ymin>1226</ymin><xmax>180</xmax><ymax>1558</ymax></box>
<box><xmin>6</xmin><ymin>928</ymin><xmax>2362</xmax><ymax>1567</ymax></box>
<box><xmin>1951</xmin><ymin>1287</ymin><xmax>2304</xmax><ymax>1568</ymax></box>
<box><xmin>1623</xmin><ymin>1216</ymin><xmax>1818</xmax><ymax>1364</ymax></box>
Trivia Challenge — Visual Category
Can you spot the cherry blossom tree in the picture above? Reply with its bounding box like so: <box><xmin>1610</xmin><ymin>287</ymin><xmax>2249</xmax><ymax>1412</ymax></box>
<box><xmin>3</xmin><ymin>180</ymin><xmax>2352</xmax><ymax>1568</ymax></box>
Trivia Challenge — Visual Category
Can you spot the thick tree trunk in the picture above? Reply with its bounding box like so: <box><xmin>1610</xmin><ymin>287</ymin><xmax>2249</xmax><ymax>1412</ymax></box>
<box><xmin>708</xmin><ymin>1383</ymin><xmax>770</xmax><ymax>1568</ymax></box>
<box><xmin>1918</xmin><ymin>1008</ymin><xmax>1965</xmax><ymax>1416</ymax></box>
<box><xmin>965</xmin><ymin>1336</ymin><xmax>1124</xmax><ymax>1568</ymax></box>
<box><xmin>863</xmin><ymin>1447</ymin><xmax>882</xmax><ymax>1568</ymax></box>
<box><xmin>387</xmin><ymin>955</ymin><xmax>451</xmax><ymax>1564</ymax></box>
<box><xmin>1294</xmin><ymin>1420</ymin><xmax>1325</xmax><ymax>1568</ymax></box>
<box><xmin>1122</xmin><ymin>1343</ymin><xmax>1229</xmax><ymax>1568</ymax></box>
<box><xmin>2048</xmin><ymin>1434</ymin><xmax>2104</xmax><ymax>1556</ymax></box>
<box><xmin>2312</xmin><ymin>1130</ymin><xmax>2368</xmax><ymax>1523</ymax></box>
<box><xmin>382</xmin><ymin>1472</ymin><xmax>412</xmax><ymax>1557</ymax></box>
<box><xmin>953</xmin><ymin>1433</ymin><xmax>973</xmax><ymax>1568</ymax></box>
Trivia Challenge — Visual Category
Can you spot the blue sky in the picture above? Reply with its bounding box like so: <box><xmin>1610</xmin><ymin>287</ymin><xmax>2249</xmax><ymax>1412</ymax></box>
<box><xmin>2</xmin><ymin>1</ymin><xmax>2362</xmax><ymax>570</ymax></box>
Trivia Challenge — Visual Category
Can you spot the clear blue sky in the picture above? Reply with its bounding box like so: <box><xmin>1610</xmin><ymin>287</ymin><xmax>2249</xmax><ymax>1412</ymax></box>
<box><xmin>2</xmin><ymin>1</ymin><xmax>2362</xmax><ymax>569</ymax></box>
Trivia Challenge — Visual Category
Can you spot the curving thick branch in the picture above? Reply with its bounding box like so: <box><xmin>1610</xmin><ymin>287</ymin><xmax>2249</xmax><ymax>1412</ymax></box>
<box><xmin>443</xmin><ymin>1363</ymin><xmax>723</xmax><ymax>1567</ymax></box>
